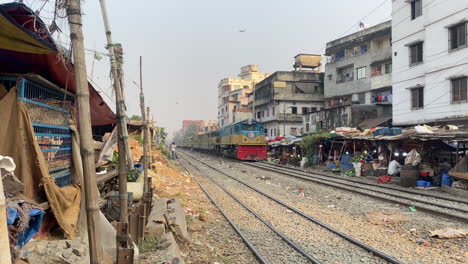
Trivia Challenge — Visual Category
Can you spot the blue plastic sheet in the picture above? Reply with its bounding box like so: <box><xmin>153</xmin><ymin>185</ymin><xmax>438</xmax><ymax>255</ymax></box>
<box><xmin>6</xmin><ymin>205</ymin><xmax>44</xmax><ymax>248</ymax></box>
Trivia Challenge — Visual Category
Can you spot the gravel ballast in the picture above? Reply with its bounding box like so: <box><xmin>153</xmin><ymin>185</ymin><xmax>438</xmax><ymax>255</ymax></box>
<box><xmin>180</xmin><ymin>150</ymin><xmax>468</xmax><ymax>264</ymax></box>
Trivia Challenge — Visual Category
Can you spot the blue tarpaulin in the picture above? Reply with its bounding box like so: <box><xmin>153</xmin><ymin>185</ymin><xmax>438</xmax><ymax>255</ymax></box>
<box><xmin>6</xmin><ymin>204</ymin><xmax>44</xmax><ymax>247</ymax></box>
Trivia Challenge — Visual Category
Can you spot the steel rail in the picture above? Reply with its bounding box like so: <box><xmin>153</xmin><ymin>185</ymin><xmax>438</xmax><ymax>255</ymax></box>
<box><xmin>178</xmin><ymin>156</ymin><xmax>320</xmax><ymax>264</ymax></box>
<box><xmin>176</xmin><ymin>159</ymin><xmax>270</xmax><ymax>264</ymax></box>
<box><xmin>180</xmin><ymin>150</ymin><xmax>404</xmax><ymax>264</ymax></box>
<box><xmin>248</xmin><ymin>162</ymin><xmax>468</xmax><ymax>220</ymax></box>
<box><xmin>257</xmin><ymin>162</ymin><xmax>468</xmax><ymax>206</ymax></box>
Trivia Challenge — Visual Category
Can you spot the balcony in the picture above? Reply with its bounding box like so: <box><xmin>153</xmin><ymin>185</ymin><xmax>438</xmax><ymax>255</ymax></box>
<box><xmin>278</xmin><ymin>113</ymin><xmax>303</xmax><ymax>122</ymax></box>
<box><xmin>371</xmin><ymin>73</ymin><xmax>391</xmax><ymax>90</ymax></box>
<box><xmin>370</xmin><ymin>47</ymin><xmax>392</xmax><ymax>65</ymax></box>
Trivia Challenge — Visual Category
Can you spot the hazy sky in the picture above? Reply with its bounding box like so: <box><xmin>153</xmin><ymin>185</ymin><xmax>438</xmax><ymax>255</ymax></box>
<box><xmin>4</xmin><ymin>0</ymin><xmax>391</xmax><ymax>134</ymax></box>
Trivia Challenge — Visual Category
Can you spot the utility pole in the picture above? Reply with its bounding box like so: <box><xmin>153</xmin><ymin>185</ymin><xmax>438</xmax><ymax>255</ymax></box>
<box><xmin>66</xmin><ymin>1</ymin><xmax>103</xmax><ymax>263</ymax></box>
<box><xmin>139</xmin><ymin>56</ymin><xmax>149</xmax><ymax>192</ymax></box>
<box><xmin>252</xmin><ymin>80</ymin><xmax>256</xmax><ymax>120</ymax></box>
<box><xmin>283</xmin><ymin>104</ymin><xmax>286</xmax><ymax>136</ymax></box>
<box><xmin>98</xmin><ymin>0</ymin><xmax>133</xmax><ymax>262</ymax></box>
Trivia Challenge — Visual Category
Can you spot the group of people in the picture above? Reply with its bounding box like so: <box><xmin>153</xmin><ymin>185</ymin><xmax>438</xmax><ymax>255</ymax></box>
<box><xmin>387</xmin><ymin>157</ymin><xmax>452</xmax><ymax>176</ymax></box>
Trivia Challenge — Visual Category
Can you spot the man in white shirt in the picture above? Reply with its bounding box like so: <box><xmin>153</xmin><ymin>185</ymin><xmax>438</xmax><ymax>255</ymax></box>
<box><xmin>388</xmin><ymin>159</ymin><xmax>401</xmax><ymax>176</ymax></box>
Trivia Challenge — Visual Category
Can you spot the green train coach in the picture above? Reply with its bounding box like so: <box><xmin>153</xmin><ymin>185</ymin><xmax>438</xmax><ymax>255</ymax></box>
<box><xmin>178</xmin><ymin>119</ymin><xmax>267</xmax><ymax>161</ymax></box>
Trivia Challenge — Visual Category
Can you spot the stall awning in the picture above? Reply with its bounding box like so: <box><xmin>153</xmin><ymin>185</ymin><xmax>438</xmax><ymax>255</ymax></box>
<box><xmin>0</xmin><ymin>3</ymin><xmax>116</xmax><ymax>126</ymax></box>
<box><xmin>358</xmin><ymin>117</ymin><xmax>392</xmax><ymax>130</ymax></box>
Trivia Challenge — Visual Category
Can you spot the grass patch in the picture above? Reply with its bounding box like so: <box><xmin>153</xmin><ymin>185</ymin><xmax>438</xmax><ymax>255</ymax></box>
<box><xmin>138</xmin><ymin>236</ymin><xmax>161</xmax><ymax>254</ymax></box>
<box><xmin>185</xmin><ymin>214</ymin><xmax>193</xmax><ymax>226</ymax></box>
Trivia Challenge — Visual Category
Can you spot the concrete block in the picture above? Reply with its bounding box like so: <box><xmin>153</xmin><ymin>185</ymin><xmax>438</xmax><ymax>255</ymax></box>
<box><xmin>146</xmin><ymin>198</ymin><xmax>168</xmax><ymax>239</ymax></box>
<box><xmin>166</xmin><ymin>197</ymin><xmax>189</xmax><ymax>242</ymax></box>
<box><xmin>158</xmin><ymin>232</ymin><xmax>185</xmax><ymax>264</ymax></box>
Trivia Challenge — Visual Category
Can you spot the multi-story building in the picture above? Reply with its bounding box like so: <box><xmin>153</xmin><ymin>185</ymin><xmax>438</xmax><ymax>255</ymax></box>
<box><xmin>217</xmin><ymin>65</ymin><xmax>269</xmax><ymax>127</ymax></box>
<box><xmin>252</xmin><ymin>55</ymin><xmax>324</xmax><ymax>138</ymax></box>
<box><xmin>305</xmin><ymin>21</ymin><xmax>393</xmax><ymax>134</ymax></box>
<box><xmin>392</xmin><ymin>0</ymin><xmax>468</xmax><ymax>126</ymax></box>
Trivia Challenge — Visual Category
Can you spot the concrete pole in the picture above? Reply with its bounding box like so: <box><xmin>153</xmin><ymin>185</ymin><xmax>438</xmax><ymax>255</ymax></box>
<box><xmin>66</xmin><ymin>1</ymin><xmax>103</xmax><ymax>263</ymax></box>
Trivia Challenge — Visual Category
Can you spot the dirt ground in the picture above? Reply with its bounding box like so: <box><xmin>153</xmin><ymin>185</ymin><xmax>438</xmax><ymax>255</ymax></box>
<box><xmin>139</xmin><ymin>152</ymin><xmax>257</xmax><ymax>264</ymax></box>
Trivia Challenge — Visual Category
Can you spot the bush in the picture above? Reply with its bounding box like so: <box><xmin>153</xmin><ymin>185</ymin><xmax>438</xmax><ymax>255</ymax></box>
<box><xmin>300</xmin><ymin>132</ymin><xmax>330</xmax><ymax>167</ymax></box>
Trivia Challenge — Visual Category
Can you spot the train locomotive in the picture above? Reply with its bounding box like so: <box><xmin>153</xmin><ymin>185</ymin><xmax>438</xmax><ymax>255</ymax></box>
<box><xmin>179</xmin><ymin>119</ymin><xmax>267</xmax><ymax>161</ymax></box>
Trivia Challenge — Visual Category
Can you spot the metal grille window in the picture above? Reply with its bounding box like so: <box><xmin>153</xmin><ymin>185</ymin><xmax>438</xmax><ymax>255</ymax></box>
<box><xmin>0</xmin><ymin>76</ymin><xmax>74</xmax><ymax>187</ymax></box>
<box><xmin>411</xmin><ymin>0</ymin><xmax>422</xmax><ymax>20</ymax></box>
<box><xmin>411</xmin><ymin>87</ymin><xmax>424</xmax><ymax>109</ymax></box>
<box><xmin>409</xmin><ymin>42</ymin><xmax>423</xmax><ymax>65</ymax></box>
<box><xmin>357</xmin><ymin>67</ymin><xmax>366</xmax><ymax>80</ymax></box>
<box><xmin>452</xmin><ymin>77</ymin><xmax>468</xmax><ymax>103</ymax></box>
<box><xmin>449</xmin><ymin>23</ymin><xmax>467</xmax><ymax>50</ymax></box>
<box><xmin>291</xmin><ymin>107</ymin><xmax>297</xmax><ymax>114</ymax></box>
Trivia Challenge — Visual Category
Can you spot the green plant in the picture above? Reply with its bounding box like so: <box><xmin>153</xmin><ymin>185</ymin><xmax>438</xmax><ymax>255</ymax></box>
<box><xmin>300</xmin><ymin>132</ymin><xmax>330</xmax><ymax>166</ymax></box>
<box><xmin>138</xmin><ymin>236</ymin><xmax>161</xmax><ymax>254</ymax></box>
<box><xmin>131</xmin><ymin>133</ymin><xmax>144</xmax><ymax>145</ymax></box>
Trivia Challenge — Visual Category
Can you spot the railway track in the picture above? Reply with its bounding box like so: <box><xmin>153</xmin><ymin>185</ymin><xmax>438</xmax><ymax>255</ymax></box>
<box><xmin>179</xmin><ymin>150</ymin><xmax>404</xmax><ymax>264</ymax></box>
<box><xmin>177</xmin><ymin>156</ymin><xmax>318</xmax><ymax>264</ymax></box>
<box><xmin>244</xmin><ymin>162</ymin><xmax>468</xmax><ymax>222</ymax></box>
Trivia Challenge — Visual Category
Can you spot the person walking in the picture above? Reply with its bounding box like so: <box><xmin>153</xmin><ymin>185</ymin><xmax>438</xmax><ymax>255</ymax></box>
<box><xmin>170</xmin><ymin>142</ymin><xmax>178</xmax><ymax>159</ymax></box>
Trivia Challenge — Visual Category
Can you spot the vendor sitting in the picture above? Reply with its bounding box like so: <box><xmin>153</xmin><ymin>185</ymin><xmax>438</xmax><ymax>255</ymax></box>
<box><xmin>388</xmin><ymin>158</ymin><xmax>402</xmax><ymax>176</ymax></box>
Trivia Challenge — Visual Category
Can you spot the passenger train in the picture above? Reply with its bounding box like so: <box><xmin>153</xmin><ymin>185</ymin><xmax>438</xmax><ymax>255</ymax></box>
<box><xmin>178</xmin><ymin>119</ymin><xmax>267</xmax><ymax>161</ymax></box>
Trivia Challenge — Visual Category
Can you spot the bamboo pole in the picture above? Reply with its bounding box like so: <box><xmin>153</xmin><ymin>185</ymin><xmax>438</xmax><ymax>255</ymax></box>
<box><xmin>139</xmin><ymin>56</ymin><xmax>149</xmax><ymax>193</ymax></box>
<box><xmin>0</xmin><ymin>161</ymin><xmax>12</xmax><ymax>264</ymax></box>
<box><xmin>66</xmin><ymin>1</ymin><xmax>103</xmax><ymax>263</ymax></box>
<box><xmin>146</xmin><ymin>107</ymin><xmax>152</xmax><ymax>182</ymax></box>
<box><xmin>98</xmin><ymin>0</ymin><xmax>132</xmax><ymax>260</ymax></box>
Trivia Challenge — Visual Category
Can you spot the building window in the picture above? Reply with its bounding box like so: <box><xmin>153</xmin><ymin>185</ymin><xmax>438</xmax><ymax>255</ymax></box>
<box><xmin>452</xmin><ymin>77</ymin><xmax>468</xmax><ymax>103</ymax></box>
<box><xmin>272</xmin><ymin>107</ymin><xmax>275</xmax><ymax>116</ymax></box>
<box><xmin>337</xmin><ymin>65</ymin><xmax>354</xmax><ymax>83</ymax></box>
<box><xmin>411</xmin><ymin>87</ymin><xmax>424</xmax><ymax>109</ymax></box>
<box><xmin>385</xmin><ymin>63</ymin><xmax>392</xmax><ymax>74</ymax></box>
<box><xmin>449</xmin><ymin>23</ymin><xmax>467</xmax><ymax>50</ymax></box>
<box><xmin>411</xmin><ymin>0</ymin><xmax>422</xmax><ymax>20</ymax></box>
<box><xmin>257</xmin><ymin>112</ymin><xmax>261</xmax><ymax>119</ymax></box>
<box><xmin>306</xmin><ymin>123</ymin><xmax>310</xmax><ymax>132</ymax></box>
<box><xmin>409</xmin><ymin>42</ymin><xmax>423</xmax><ymax>65</ymax></box>
<box><xmin>290</xmin><ymin>127</ymin><xmax>297</xmax><ymax>136</ymax></box>
<box><xmin>311</xmin><ymin>107</ymin><xmax>317</xmax><ymax>112</ymax></box>
<box><xmin>262</xmin><ymin>111</ymin><xmax>265</xmax><ymax>118</ymax></box>
<box><xmin>302</xmin><ymin>107</ymin><xmax>308</xmax><ymax>114</ymax></box>
<box><xmin>357</xmin><ymin>67</ymin><xmax>366</xmax><ymax>80</ymax></box>
<box><xmin>361</xmin><ymin>44</ymin><xmax>368</xmax><ymax>54</ymax></box>
<box><xmin>291</xmin><ymin>107</ymin><xmax>297</xmax><ymax>114</ymax></box>
<box><xmin>267</xmin><ymin>109</ymin><xmax>270</xmax><ymax>117</ymax></box>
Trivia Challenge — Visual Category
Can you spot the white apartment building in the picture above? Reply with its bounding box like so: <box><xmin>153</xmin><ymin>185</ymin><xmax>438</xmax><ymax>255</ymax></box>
<box><xmin>217</xmin><ymin>65</ymin><xmax>269</xmax><ymax>127</ymax></box>
<box><xmin>392</xmin><ymin>0</ymin><xmax>468</xmax><ymax>126</ymax></box>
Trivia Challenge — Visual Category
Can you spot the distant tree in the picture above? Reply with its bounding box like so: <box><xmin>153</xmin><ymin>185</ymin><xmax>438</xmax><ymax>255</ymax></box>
<box><xmin>157</xmin><ymin>127</ymin><xmax>168</xmax><ymax>145</ymax></box>
<box><xmin>130</xmin><ymin>115</ymin><xmax>142</xmax><ymax>121</ymax></box>
<box><xmin>184</xmin><ymin>123</ymin><xmax>199</xmax><ymax>138</ymax></box>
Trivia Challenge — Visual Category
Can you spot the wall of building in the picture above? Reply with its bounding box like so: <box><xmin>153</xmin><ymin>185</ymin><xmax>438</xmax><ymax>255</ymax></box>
<box><xmin>252</xmin><ymin>70</ymin><xmax>325</xmax><ymax>137</ymax></box>
<box><xmin>392</xmin><ymin>0</ymin><xmax>468</xmax><ymax>125</ymax></box>
<box><xmin>324</xmin><ymin>21</ymin><xmax>392</xmax><ymax>99</ymax></box>
<box><xmin>217</xmin><ymin>65</ymin><xmax>269</xmax><ymax>127</ymax></box>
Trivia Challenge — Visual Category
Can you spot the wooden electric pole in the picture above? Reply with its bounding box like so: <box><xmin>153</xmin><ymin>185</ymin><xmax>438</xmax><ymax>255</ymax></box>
<box><xmin>98</xmin><ymin>0</ymin><xmax>133</xmax><ymax>262</ymax></box>
<box><xmin>139</xmin><ymin>56</ymin><xmax>149</xmax><ymax>192</ymax></box>
<box><xmin>66</xmin><ymin>1</ymin><xmax>103</xmax><ymax>263</ymax></box>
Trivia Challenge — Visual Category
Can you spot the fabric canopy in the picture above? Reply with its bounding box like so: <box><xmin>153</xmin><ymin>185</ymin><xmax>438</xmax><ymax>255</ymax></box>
<box><xmin>0</xmin><ymin>3</ymin><xmax>116</xmax><ymax>126</ymax></box>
